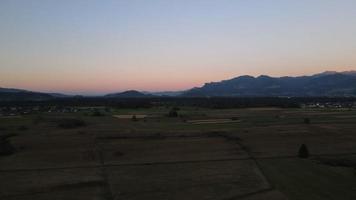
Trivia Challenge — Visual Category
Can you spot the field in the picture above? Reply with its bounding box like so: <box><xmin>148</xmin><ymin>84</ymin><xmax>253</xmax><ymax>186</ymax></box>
<box><xmin>1</xmin><ymin>106</ymin><xmax>356</xmax><ymax>199</ymax></box>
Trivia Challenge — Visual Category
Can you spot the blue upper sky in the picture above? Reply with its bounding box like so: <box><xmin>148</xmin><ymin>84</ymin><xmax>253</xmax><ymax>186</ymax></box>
<box><xmin>1</xmin><ymin>0</ymin><xmax>356</xmax><ymax>94</ymax></box>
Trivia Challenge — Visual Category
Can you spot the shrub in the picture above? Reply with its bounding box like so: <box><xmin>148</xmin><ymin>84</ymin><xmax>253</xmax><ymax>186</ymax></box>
<box><xmin>168</xmin><ymin>108</ymin><xmax>178</xmax><ymax>117</ymax></box>
<box><xmin>298</xmin><ymin>144</ymin><xmax>310</xmax><ymax>158</ymax></box>
<box><xmin>0</xmin><ymin>137</ymin><xmax>16</xmax><ymax>156</ymax></box>
<box><xmin>131</xmin><ymin>115</ymin><xmax>138</xmax><ymax>121</ymax></box>
<box><xmin>91</xmin><ymin>110</ymin><xmax>104</xmax><ymax>117</ymax></box>
<box><xmin>172</xmin><ymin>107</ymin><xmax>180</xmax><ymax>111</ymax></box>
<box><xmin>58</xmin><ymin>118</ymin><xmax>86</xmax><ymax>129</ymax></box>
<box><xmin>304</xmin><ymin>118</ymin><xmax>311</xmax><ymax>124</ymax></box>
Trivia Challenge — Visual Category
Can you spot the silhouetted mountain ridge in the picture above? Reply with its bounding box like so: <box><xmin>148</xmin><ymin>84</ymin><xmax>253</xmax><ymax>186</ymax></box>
<box><xmin>183</xmin><ymin>72</ymin><xmax>356</xmax><ymax>97</ymax></box>
<box><xmin>2</xmin><ymin>71</ymin><xmax>356</xmax><ymax>100</ymax></box>
<box><xmin>105</xmin><ymin>90</ymin><xmax>154</xmax><ymax>98</ymax></box>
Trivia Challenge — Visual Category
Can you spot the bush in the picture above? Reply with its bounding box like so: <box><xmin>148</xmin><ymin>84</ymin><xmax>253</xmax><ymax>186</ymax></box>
<box><xmin>304</xmin><ymin>118</ymin><xmax>311</xmax><ymax>124</ymax></box>
<box><xmin>131</xmin><ymin>115</ymin><xmax>138</xmax><ymax>121</ymax></box>
<box><xmin>0</xmin><ymin>136</ymin><xmax>16</xmax><ymax>156</ymax></box>
<box><xmin>231</xmin><ymin>117</ymin><xmax>239</xmax><ymax>121</ymax></box>
<box><xmin>168</xmin><ymin>108</ymin><xmax>178</xmax><ymax>117</ymax></box>
<box><xmin>298</xmin><ymin>144</ymin><xmax>310</xmax><ymax>158</ymax></box>
<box><xmin>58</xmin><ymin>118</ymin><xmax>86</xmax><ymax>129</ymax></box>
<box><xmin>168</xmin><ymin>110</ymin><xmax>178</xmax><ymax>117</ymax></box>
<box><xmin>172</xmin><ymin>107</ymin><xmax>180</xmax><ymax>111</ymax></box>
<box><xmin>91</xmin><ymin>110</ymin><xmax>104</xmax><ymax>117</ymax></box>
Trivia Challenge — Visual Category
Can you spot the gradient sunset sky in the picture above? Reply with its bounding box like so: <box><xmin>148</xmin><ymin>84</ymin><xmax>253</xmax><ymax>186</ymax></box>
<box><xmin>1</xmin><ymin>0</ymin><xmax>356</xmax><ymax>95</ymax></box>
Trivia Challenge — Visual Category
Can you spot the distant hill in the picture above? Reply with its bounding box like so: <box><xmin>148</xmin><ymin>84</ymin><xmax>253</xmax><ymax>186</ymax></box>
<box><xmin>0</xmin><ymin>87</ymin><xmax>69</xmax><ymax>101</ymax></box>
<box><xmin>183</xmin><ymin>71</ymin><xmax>356</xmax><ymax>97</ymax></box>
<box><xmin>105</xmin><ymin>90</ymin><xmax>154</xmax><ymax>98</ymax></box>
<box><xmin>0</xmin><ymin>87</ymin><xmax>27</xmax><ymax>93</ymax></box>
<box><xmin>0</xmin><ymin>91</ymin><xmax>54</xmax><ymax>101</ymax></box>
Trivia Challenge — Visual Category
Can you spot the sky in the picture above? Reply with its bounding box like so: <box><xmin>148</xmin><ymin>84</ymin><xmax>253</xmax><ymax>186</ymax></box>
<box><xmin>1</xmin><ymin>0</ymin><xmax>356</xmax><ymax>95</ymax></box>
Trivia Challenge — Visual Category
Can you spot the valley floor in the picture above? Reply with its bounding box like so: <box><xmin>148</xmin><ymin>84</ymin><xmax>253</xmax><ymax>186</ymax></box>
<box><xmin>1</xmin><ymin>107</ymin><xmax>356</xmax><ymax>200</ymax></box>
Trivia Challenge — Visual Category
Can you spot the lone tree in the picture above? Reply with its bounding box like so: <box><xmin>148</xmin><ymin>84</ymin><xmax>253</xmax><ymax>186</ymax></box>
<box><xmin>298</xmin><ymin>144</ymin><xmax>310</xmax><ymax>158</ymax></box>
<box><xmin>168</xmin><ymin>108</ymin><xmax>179</xmax><ymax>117</ymax></box>
<box><xmin>131</xmin><ymin>115</ymin><xmax>138</xmax><ymax>121</ymax></box>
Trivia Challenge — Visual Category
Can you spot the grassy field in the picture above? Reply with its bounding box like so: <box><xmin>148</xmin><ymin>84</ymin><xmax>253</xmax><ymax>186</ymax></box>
<box><xmin>1</xmin><ymin>107</ymin><xmax>356</xmax><ymax>199</ymax></box>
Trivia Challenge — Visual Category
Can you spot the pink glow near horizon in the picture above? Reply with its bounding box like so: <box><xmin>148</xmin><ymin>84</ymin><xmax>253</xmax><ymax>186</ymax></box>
<box><xmin>1</xmin><ymin>66</ymin><xmax>355</xmax><ymax>95</ymax></box>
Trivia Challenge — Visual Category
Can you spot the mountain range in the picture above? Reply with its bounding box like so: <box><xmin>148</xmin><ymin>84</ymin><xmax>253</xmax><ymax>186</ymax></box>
<box><xmin>183</xmin><ymin>71</ymin><xmax>356</xmax><ymax>97</ymax></box>
<box><xmin>1</xmin><ymin>71</ymin><xmax>356</xmax><ymax>100</ymax></box>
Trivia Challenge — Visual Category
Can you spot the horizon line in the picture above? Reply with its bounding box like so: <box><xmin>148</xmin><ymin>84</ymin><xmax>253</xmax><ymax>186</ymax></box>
<box><xmin>1</xmin><ymin>69</ymin><xmax>355</xmax><ymax>96</ymax></box>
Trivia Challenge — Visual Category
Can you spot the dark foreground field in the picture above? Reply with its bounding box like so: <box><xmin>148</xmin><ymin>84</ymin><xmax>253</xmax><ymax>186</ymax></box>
<box><xmin>1</xmin><ymin>107</ymin><xmax>356</xmax><ymax>200</ymax></box>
